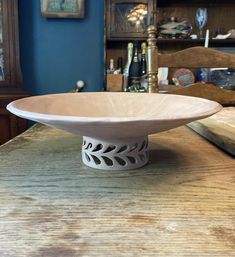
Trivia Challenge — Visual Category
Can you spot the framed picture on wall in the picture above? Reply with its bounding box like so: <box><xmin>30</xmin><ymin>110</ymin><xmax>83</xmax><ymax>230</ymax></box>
<box><xmin>41</xmin><ymin>0</ymin><xmax>85</xmax><ymax>18</ymax></box>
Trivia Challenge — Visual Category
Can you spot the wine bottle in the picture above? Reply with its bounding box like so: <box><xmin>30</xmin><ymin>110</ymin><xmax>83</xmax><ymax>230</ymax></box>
<box><xmin>117</xmin><ymin>57</ymin><xmax>123</xmax><ymax>74</ymax></box>
<box><xmin>107</xmin><ymin>59</ymin><xmax>115</xmax><ymax>74</ymax></box>
<box><xmin>140</xmin><ymin>42</ymin><xmax>147</xmax><ymax>77</ymax></box>
<box><xmin>123</xmin><ymin>43</ymin><xmax>133</xmax><ymax>91</ymax></box>
<box><xmin>109</xmin><ymin>59</ymin><xmax>115</xmax><ymax>74</ymax></box>
<box><xmin>140</xmin><ymin>42</ymin><xmax>148</xmax><ymax>90</ymax></box>
<box><xmin>128</xmin><ymin>41</ymin><xmax>141</xmax><ymax>91</ymax></box>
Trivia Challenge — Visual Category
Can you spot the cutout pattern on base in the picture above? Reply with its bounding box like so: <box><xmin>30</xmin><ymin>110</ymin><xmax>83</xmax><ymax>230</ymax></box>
<box><xmin>82</xmin><ymin>136</ymin><xmax>149</xmax><ymax>170</ymax></box>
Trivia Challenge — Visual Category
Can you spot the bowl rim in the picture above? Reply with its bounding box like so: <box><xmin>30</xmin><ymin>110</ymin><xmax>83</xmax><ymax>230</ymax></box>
<box><xmin>6</xmin><ymin>92</ymin><xmax>223</xmax><ymax>123</ymax></box>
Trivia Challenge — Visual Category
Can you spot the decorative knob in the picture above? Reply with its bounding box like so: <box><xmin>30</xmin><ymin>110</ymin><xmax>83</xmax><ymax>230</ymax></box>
<box><xmin>147</xmin><ymin>25</ymin><xmax>157</xmax><ymax>35</ymax></box>
<box><xmin>76</xmin><ymin>80</ymin><xmax>85</xmax><ymax>90</ymax></box>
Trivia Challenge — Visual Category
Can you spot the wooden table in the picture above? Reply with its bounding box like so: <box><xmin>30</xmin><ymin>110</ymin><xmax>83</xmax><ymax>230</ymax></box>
<box><xmin>0</xmin><ymin>124</ymin><xmax>234</xmax><ymax>257</ymax></box>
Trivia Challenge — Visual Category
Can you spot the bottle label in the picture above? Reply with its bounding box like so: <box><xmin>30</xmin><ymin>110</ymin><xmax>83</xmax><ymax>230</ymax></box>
<box><xmin>130</xmin><ymin>77</ymin><xmax>140</xmax><ymax>86</ymax></box>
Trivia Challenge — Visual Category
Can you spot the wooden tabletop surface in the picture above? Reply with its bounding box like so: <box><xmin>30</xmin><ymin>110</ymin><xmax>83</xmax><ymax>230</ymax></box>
<box><xmin>0</xmin><ymin>124</ymin><xmax>234</xmax><ymax>257</ymax></box>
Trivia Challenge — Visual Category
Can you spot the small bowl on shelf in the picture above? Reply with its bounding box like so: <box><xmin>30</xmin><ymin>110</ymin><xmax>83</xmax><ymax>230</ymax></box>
<box><xmin>158</xmin><ymin>17</ymin><xmax>192</xmax><ymax>39</ymax></box>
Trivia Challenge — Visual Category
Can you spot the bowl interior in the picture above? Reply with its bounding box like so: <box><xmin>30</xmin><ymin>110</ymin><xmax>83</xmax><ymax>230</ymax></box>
<box><xmin>9</xmin><ymin>92</ymin><xmax>221</xmax><ymax>120</ymax></box>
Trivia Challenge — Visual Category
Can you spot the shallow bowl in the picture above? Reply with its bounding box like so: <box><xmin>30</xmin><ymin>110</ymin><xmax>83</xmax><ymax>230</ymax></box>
<box><xmin>7</xmin><ymin>92</ymin><xmax>222</xmax><ymax>170</ymax></box>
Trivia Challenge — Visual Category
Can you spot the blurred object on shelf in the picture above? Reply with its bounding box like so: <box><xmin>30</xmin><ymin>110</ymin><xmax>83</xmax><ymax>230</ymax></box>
<box><xmin>172</xmin><ymin>77</ymin><xmax>181</xmax><ymax>87</ymax></box>
<box><xmin>117</xmin><ymin>57</ymin><xmax>123</xmax><ymax>74</ymax></box>
<box><xmin>128</xmin><ymin>41</ymin><xmax>147</xmax><ymax>92</ymax></box>
<box><xmin>195</xmin><ymin>8</ymin><xmax>208</xmax><ymax>38</ymax></box>
<box><xmin>198</xmin><ymin>67</ymin><xmax>210</xmax><ymax>82</ymax></box>
<box><xmin>158</xmin><ymin>17</ymin><xmax>192</xmax><ymax>39</ymax></box>
<box><xmin>190</xmin><ymin>34</ymin><xmax>198</xmax><ymax>39</ymax></box>
<box><xmin>198</xmin><ymin>47</ymin><xmax>235</xmax><ymax>86</ymax></box>
<box><xmin>172</xmin><ymin>68</ymin><xmax>195</xmax><ymax>86</ymax></box>
<box><xmin>140</xmin><ymin>42</ymin><xmax>147</xmax><ymax>90</ymax></box>
<box><xmin>123</xmin><ymin>42</ymin><xmax>133</xmax><ymax>92</ymax></box>
<box><xmin>126</xmin><ymin>4</ymin><xmax>148</xmax><ymax>32</ymax></box>
<box><xmin>213</xmin><ymin>33</ymin><xmax>231</xmax><ymax>40</ymax></box>
<box><xmin>204</xmin><ymin>29</ymin><xmax>209</xmax><ymax>47</ymax></box>
<box><xmin>158</xmin><ymin>67</ymin><xmax>169</xmax><ymax>85</ymax></box>
<box><xmin>228</xmin><ymin>29</ymin><xmax>235</xmax><ymax>39</ymax></box>
<box><xmin>209</xmin><ymin>68</ymin><xmax>235</xmax><ymax>90</ymax></box>
<box><xmin>107</xmin><ymin>1</ymin><xmax>153</xmax><ymax>38</ymax></box>
<box><xmin>128</xmin><ymin>41</ymin><xmax>142</xmax><ymax>91</ymax></box>
<box><xmin>128</xmin><ymin>85</ymin><xmax>146</xmax><ymax>93</ymax></box>
<box><xmin>140</xmin><ymin>42</ymin><xmax>147</xmax><ymax>77</ymax></box>
<box><xmin>107</xmin><ymin>74</ymin><xmax>123</xmax><ymax>92</ymax></box>
<box><xmin>158</xmin><ymin>67</ymin><xmax>169</xmax><ymax>89</ymax></box>
<box><xmin>199</xmin><ymin>67</ymin><xmax>235</xmax><ymax>91</ymax></box>
<box><xmin>107</xmin><ymin>59</ymin><xmax>115</xmax><ymax>74</ymax></box>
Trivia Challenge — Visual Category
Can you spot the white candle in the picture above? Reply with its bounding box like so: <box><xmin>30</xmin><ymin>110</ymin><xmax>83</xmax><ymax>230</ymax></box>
<box><xmin>204</xmin><ymin>29</ymin><xmax>209</xmax><ymax>48</ymax></box>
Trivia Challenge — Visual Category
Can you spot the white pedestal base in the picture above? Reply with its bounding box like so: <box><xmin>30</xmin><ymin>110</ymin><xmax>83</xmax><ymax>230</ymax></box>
<box><xmin>82</xmin><ymin>136</ymin><xmax>149</xmax><ymax>170</ymax></box>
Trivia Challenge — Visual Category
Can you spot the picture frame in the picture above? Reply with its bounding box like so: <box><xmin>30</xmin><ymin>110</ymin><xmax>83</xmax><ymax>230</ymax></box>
<box><xmin>41</xmin><ymin>0</ymin><xmax>85</xmax><ymax>18</ymax></box>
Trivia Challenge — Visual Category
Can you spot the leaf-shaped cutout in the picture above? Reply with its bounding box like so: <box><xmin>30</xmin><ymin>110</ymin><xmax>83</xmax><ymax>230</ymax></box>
<box><xmin>114</xmin><ymin>157</ymin><xmax>126</xmax><ymax>166</ymax></box>
<box><xmin>92</xmin><ymin>144</ymin><xmax>103</xmax><ymax>152</ymax></box>
<box><xmin>129</xmin><ymin>143</ymin><xmax>138</xmax><ymax>152</ymax></box>
<box><xmin>103</xmin><ymin>145</ymin><xmax>116</xmax><ymax>153</ymax></box>
<box><xmin>83</xmin><ymin>140</ymin><xmax>86</xmax><ymax>146</ymax></box>
<box><xmin>139</xmin><ymin>141</ymin><xmax>146</xmax><ymax>152</ymax></box>
<box><xmin>102</xmin><ymin>156</ymin><xmax>114</xmax><ymax>166</ymax></box>
<box><xmin>139</xmin><ymin>154</ymin><xmax>145</xmax><ymax>162</ymax></box>
<box><xmin>90</xmin><ymin>154</ymin><xmax>101</xmax><ymax>165</ymax></box>
<box><xmin>85</xmin><ymin>152</ymin><xmax>91</xmax><ymax>162</ymax></box>
<box><xmin>127</xmin><ymin>156</ymin><xmax>136</xmax><ymax>164</ymax></box>
<box><xmin>117</xmin><ymin>145</ymin><xmax>128</xmax><ymax>153</ymax></box>
<box><xmin>85</xmin><ymin>143</ymin><xmax>93</xmax><ymax>150</ymax></box>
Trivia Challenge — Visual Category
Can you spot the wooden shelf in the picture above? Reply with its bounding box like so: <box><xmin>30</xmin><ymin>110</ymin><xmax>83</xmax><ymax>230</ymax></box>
<box><xmin>158</xmin><ymin>38</ymin><xmax>235</xmax><ymax>46</ymax></box>
<box><xmin>157</xmin><ymin>0</ymin><xmax>234</xmax><ymax>6</ymax></box>
<box><xmin>107</xmin><ymin>38</ymin><xmax>235</xmax><ymax>46</ymax></box>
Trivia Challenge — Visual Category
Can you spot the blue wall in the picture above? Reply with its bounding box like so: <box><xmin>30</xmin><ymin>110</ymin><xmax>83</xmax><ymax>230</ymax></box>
<box><xmin>18</xmin><ymin>0</ymin><xmax>104</xmax><ymax>95</ymax></box>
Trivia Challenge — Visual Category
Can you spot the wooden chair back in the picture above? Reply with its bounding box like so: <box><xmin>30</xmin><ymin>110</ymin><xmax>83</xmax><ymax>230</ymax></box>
<box><xmin>157</xmin><ymin>46</ymin><xmax>235</xmax><ymax>106</ymax></box>
<box><xmin>158</xmin><ymin>46</ymin><xmax>235</xmax><ymax>68</ymax></box>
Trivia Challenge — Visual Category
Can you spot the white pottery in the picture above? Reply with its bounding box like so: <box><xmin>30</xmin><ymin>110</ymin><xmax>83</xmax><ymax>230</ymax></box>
<box><xmin>7</xmin><ymin>92</ymin><xmax>222</xmax><ymax>170</ymax></box>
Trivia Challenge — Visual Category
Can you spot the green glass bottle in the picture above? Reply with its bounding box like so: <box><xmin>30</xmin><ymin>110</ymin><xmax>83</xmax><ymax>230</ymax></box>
<box><xmin>123</xmin><ymin>43</ymin><xmax>133</xmax><ymax>92</ymax></box>
<box><xmin>128</xmin><ymin>41</ymin><xmax>141</xmax><ymax>91</ymax></box>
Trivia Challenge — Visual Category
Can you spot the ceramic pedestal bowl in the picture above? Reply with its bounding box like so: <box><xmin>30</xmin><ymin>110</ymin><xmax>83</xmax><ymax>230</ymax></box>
<box><xmin>7</xmin><ymin>92</ymin><xmax>222</xmax><ymax>170</ymax></box>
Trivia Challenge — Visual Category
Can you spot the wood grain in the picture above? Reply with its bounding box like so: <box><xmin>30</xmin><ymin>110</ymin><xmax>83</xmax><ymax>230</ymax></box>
<box><xmin>188</xmin><ymin>107</ymin><xmax>235</xmax><ymax>156</ymax></box>
<box><xmin>106</xmin><ymin>74</ymin><xmax>123</xmax><ymax>92</ymax></box>
<box><xmin>158</xmin><ymin>46</ymin><xmax>235</xmax><ymax>68</ymax></box>
<box><xmin>0</xmin><ymin>124</ymin><xmax>234</xmax><ymax>256</ymax></box>
<box><xmin>168</xmin><ymin>83</ymin><xmax>235</xmax><ymax>106</ymax></box>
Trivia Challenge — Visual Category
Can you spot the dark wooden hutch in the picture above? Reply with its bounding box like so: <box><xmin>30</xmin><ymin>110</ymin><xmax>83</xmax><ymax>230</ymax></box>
<box><xmin>105</xmin><ymin>0</ymin><xmax>235</xmax><ymax>89</ymax></box>
<box><xmin>0</xmin><ymin>0</ymin><xmax>28</xmax><ymax>145</ymax></box>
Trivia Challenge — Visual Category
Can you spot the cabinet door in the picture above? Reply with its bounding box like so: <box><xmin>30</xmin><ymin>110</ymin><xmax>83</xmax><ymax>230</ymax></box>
<box><xmin>0</xmin><ymin>0</ymin><xmax>22</xmax><ymax>89</ymax></box>
<box><xmin>0</xmin><ymin>96</ymin><xmax>28</xmax><ymax>145</ymax></box>
<box><xmin>0</xmin><ymin>114</ymin><xmax>10</xmax><ymax>144</ymax></box>
<box><xmin>0</xmin><ymin>112</ymin><xmax>27</xmax><ymax>145</ymax></box>
<box><xmin>106</xmin><ymin>0</ymin><xmax>155</xmax><ymax>39</ymax></box>
<box><xmin>0</xmin><ymin>0</ymin><xmax>10</xmax><ymax>85</ymax></box>
<box><xmin>0</xmin><ymin>0</ymin><xmax>28</xmax><ymax>145</ymax></box>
